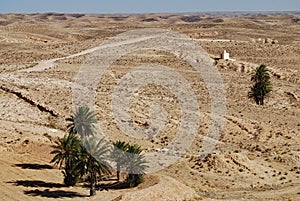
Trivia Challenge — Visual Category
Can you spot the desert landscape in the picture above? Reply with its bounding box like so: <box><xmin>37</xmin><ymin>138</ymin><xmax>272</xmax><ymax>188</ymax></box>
<box><xmin>0</xmin><ymin>12</ymin><xmax>300</xmax><ymax>200</ymax></box>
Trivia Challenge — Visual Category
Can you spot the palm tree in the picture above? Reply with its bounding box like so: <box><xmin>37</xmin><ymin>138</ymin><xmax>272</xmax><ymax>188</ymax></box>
<box><xmin>124</xmin><ymin>144</ymin><xmax>148</xmax><ymax>187</ymax></box>
<box><xmin>50</xmin><ymin>133</ymin><xmax>82</xmax><ymax>186</ymax></box>
<box><xmin>111</xmin><ymin>140</ymin><xmax>129</xmax><ymax>181</ymax></box>
<box><xmin>79</xmin><ymin>137</ymin><xmax>112</xmax><ymax>196</ymax></box>
<box><xmin>66</xmin><ymin>106</ymin><xmax>98</xmax><ymax>137</ymax></box>
<box><xmin>248</xmin><ymin>64</ymin><xmax>272</xmax><ymax>105</ymax></box>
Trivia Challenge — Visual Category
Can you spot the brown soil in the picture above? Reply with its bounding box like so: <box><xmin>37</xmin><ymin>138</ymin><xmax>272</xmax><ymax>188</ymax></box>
<box><xmin>0</xmin><ymin>13</ymin><xmax>299</xmax><ymax>200</ymax></box>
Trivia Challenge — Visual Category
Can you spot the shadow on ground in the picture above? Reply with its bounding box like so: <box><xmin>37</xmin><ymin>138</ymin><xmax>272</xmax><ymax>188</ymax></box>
<box><xmin>23</xmin><ymin>189</ymin><xmax>87</xmax><ymax>198</ymax></box>
<box><xmin>14</xmin><ymin>163</ymin><xmax>53</xmax><ymax>170</ymax></box>
<box><xmin>97</xmin><ymin>181</ymin><xmax>130</xmax><ymax>191</ymax></box>
<box><xmin>7</xmin><ymin>180</ymin><xmax>65</xmax><ymax>188</ymax></box>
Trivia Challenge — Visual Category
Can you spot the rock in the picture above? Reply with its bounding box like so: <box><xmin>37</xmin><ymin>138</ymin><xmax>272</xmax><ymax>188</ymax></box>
<box><xmin>286</xmin><ymin>92</ymin><xmax>298</xmax><ymax>102</ymax></box>
<box><xmin>265</xmin><ymin>38</ymin><xmax>273</xmax><ymax>44</ymax></box>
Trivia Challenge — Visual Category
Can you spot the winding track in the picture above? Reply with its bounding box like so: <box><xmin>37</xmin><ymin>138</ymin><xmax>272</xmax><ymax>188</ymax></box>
<box><xmin>18</xmin><ymin>33</ymin><xmax>164</xmax><ymax>73</ymax></box>
<box><xmin>0</xmin><ymin>34</ymin><xmax>165</xmax><ymax>117</ymax></box>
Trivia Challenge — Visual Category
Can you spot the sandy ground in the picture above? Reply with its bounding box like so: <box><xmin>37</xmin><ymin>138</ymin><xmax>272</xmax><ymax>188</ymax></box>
<box><xmin>0</xmin><ymin>12</ymin><xmax>300</xmax><ymax>200</ymax></box>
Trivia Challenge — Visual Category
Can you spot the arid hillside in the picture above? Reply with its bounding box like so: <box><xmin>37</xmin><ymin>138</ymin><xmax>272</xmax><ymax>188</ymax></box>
<box><xmin>0</xmin><ymin>13</ymin><xmax>299</xmax><ymax>200</ymax></box>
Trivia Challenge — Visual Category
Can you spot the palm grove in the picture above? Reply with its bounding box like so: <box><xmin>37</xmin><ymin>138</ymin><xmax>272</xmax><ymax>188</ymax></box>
<box><xmin>50</xmin><ymin>106</ymin><xmax>148</xmax><ymax>196</ymax></box>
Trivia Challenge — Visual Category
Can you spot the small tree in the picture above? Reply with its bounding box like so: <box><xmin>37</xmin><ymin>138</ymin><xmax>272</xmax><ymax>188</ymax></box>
<box><xmin>125</xmin><ymin>144</ymin><xmax>148</xmax><ymax>187</ymax></box>
<box><xmin>248</xmin><ymin>64</ymin><xmax>272</xmax><ymax>105</ymax></box>
<box><xmin>111</xmin><ymin>140</ymin><xmax>129</xmax><ymax>181</ymax></box>
<box><xmin>79</xmin><ymin>138</ymin><xmax>111</xmax><ymax>196</ymax></box>
<box><xmin>50</xmin><ymin>133</ymin><xmax>82</xmax><ymax>186</ymax></box>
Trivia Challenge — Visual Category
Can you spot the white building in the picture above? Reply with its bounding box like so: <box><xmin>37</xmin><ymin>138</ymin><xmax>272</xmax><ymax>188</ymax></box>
<box><xmin>221</xmin><ymin>50</ymin><xmax>235</xmax><ymax>61</ymax></box>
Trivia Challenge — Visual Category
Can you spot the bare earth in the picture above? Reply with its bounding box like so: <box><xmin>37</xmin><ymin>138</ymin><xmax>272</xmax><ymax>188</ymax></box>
<box><xmin>0</xmin><ymin>12</ymin><xmax>299</xmax><ymax>200</ymax></box>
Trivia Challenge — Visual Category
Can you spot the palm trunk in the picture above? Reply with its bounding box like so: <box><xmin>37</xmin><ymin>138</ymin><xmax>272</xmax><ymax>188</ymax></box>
<box><xmin>117</xmin><ymin>163</ymin><xmax>120</xmax><ymax>181</ymax></box>
<box><xmin>128</xmin><ymin>173</ymin><xmax>134</xmax><ymax>187</ymax></box>
<box><xmin>261</xmin><ymin>97</ymin><xmax>264</xmax><ymax>105</ymax></box>
<box><xmin>90</xmin><ymin>171</ymin><xmax>96</xmax><ymax>196</ymax></box>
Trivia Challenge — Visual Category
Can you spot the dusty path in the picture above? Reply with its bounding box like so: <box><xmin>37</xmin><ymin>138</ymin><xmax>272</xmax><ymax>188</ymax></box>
<box><xmin>17</xmin><ymin>30</ymin><xmax>249</xmax><ymax>73</ymax></box>
<box><xmin>18</xmin><ymin>33</ymin><xmax>164</xmax><ymax>73</ymax></box>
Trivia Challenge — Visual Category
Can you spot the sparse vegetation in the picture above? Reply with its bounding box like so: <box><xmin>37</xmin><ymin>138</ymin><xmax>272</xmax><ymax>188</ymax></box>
<box><xmin>51</xmin><ymin>106</ymin><xmax>147</xmax><ymax>196</ymax></box>
<box><xmin>1</xmin><ymin>13</ymin><xmax>300</xmax><ymax>200</ymax></box>
<box><xmin>50</xmin><ymin>134</ymin><xmax>112</xmax><ymax>196</ymax></box>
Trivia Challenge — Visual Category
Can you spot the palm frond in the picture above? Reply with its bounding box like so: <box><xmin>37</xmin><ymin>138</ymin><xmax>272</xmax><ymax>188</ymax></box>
<box><xmin>66</xmin><ymin>106</ymin><xmax>98</xmax><ymax>137</ymax></box>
